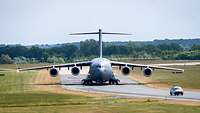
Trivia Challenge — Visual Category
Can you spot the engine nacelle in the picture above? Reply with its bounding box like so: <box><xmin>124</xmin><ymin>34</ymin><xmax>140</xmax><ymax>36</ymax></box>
<box><xmin>122</xmin><ymin>66</ymin><xmax>130</xmax><ymax>75</ymax></box>
<box><xmin>143</xmin><ymin>67</ymin><xmax>153</xmax><ymax>77</ymax></box>
<box><xmin>49</xmin><ymin>68</ymin><xmax>58</xmax><ymax>77</ymax></box>
<box><xmin>71</xmin><ymin>66</ymin><xmax>80</xmax><ymax>76</ymax></box>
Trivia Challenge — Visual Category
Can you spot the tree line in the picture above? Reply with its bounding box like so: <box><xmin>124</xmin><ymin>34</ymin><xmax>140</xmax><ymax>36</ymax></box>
<box><xmin>0</xmin><ymin>39</ymin><xmax>200</xmax><ymax>64</ymax></box>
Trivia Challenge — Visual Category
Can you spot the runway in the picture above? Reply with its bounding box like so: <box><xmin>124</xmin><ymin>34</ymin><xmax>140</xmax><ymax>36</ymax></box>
<box><xmin>59</xmin><ymin>68</ymin><xmax>200</xmax><ymax>101</ymax></box>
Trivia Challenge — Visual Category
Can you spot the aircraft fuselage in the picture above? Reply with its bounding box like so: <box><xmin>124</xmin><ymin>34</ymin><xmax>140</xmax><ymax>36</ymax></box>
<box><xmin>88</xmin><ymin>58</ymin><xmax>113</xmax><ymax>82</ymax></box>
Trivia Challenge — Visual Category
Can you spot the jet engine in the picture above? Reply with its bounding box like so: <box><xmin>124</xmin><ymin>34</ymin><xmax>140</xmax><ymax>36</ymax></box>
<box><xmin>143</xmin><ymin>67</ymin><xmax>153</xmax><ymax>77</ymax></box>
<box><xmin>122</xmin><ymin>66</ymin><xmax>130</xmax><ymax>75</ymax></box>
<box><xmin>71</xmin><ymin>66</ymin><xmax>80</xmax><ymax>76</ymax></box>
<box><xmin>49</xmin><ymin>68</ymin><xmax>58</xmax><ymax>77</ymax></box>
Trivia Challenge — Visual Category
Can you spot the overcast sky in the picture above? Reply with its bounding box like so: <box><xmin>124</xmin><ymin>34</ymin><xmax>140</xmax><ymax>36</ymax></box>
<box><xmin>0</xmin><ymin>0</ymin><xmax>200</xmax><ymax>45</ymax></box>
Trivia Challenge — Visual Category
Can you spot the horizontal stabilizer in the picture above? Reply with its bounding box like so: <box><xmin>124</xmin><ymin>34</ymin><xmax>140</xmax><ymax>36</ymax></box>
<box><xmin>102</xmin><ymin>32</ymin><xmax>132</xmax><ymax>35</ymax></box>
<box><xmin>69</xmin><ymin>32</ymin><xmax>132</xmax><ymax>35</ymax></box>
<box><xmin>69</xmin><ymin>32</ymin><xmax>99</xmax><ymax>35</ymax></box>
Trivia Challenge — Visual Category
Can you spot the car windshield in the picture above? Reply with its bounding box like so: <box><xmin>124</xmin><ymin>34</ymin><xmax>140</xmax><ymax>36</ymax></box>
<box><xmin>173</xmin><ymin>88</ymin><xmax>179</xmax><ymax>90</ymax></box>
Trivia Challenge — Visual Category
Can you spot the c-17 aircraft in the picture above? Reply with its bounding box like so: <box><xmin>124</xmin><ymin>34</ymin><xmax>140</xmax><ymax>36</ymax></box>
<box><xmin>18</xmin><ymin>29</ymin><xmax>184</xmax><ymax>85</ymax></box>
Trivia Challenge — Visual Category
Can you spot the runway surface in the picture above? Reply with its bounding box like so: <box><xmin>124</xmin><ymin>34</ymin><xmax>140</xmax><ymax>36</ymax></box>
<box><xmin>59</xmin><ymin>69</ymin><xmax>200</xmax><ymax>101</ymax></box>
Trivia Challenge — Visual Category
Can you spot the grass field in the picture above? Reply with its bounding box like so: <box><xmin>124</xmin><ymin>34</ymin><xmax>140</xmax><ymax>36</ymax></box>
<box><xmin>129</xmin><ymin>65</ymin><xmax>200</xmax><ymax>89</ymax></box>
<box><xmin>0</xmin><ymin>64</ymin><xmax>200</xmax><ymax>113</ymax></box>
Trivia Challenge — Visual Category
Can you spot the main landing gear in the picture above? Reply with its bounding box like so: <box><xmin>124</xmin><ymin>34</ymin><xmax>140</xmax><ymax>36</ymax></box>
<box><xmin>81</xmin><ymin>74</ymin><xmax>120</xmax><ymax>85</ymax></box>
<box><xmin>81</xmin><ymin>79</ymin><xmax>105</xmax><ymax>85</ymax></box>
<box><xmin>81</xmin><ymin>79</ymin><xmax>93</xmax><ymax>85</ymax></box>
<box><xmin>81</xmin><ymin>78</ymin><xmax>120</xmax><ymax>85</ymax></box>
<box><xmin>109</xmin><ymin>78</ymin><xmax>120</xmax><ymax>85</ymax></box>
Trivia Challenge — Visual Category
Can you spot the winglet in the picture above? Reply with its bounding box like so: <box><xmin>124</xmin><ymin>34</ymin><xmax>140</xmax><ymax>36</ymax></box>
<box><xmin>172</xmin><ymin>69</ymin><xmax>184</xmax><ymax>74</ymax></box>
<box><xmin>16</xmin><ymin>69</ymin><xmax>20</xmax><ymax>73</ymax></box>
<box><xmin>15</xmin><ymin>62</ymin><xmax>21</xmax><ymax>72</ymax></box>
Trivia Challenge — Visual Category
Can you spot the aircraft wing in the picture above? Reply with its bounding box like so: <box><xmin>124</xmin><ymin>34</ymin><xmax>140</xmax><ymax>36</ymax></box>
<box><xmin>110</xmin><ymin>61</ymin><xmax>184</xmax><ymax>72</ymax></box>
<box><xmin>17</xmin><ymin>61</ymin><xmax>91</xmax><ymax>71</ymax></box>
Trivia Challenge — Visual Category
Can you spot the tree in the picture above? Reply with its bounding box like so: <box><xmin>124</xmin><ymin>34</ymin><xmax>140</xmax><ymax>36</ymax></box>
<box><xmin>0</xmin><ymin>45</ymin><xmax>28</xmax><ymax>58</ymax></box>
<box><xmin>191</xmin><ymin>44</ymin><xmax>200</xmax><ymax>51</ymax></box>
<box><xmin>126</xmin><ymin>41</ymin><xmax>136</xmax><ymax>55</ymax></box>
<box><xmin>157</xmin><ymin>43</ymin><xmax>183</xmax><ymax>51</ymax></box>
<box><xmin>13</xmin><ymin>56</ymin><xmax>28</xmax><ymax>64</ymax></box>
<box><xmin>47</xmin><ymin>56</ymin><xmax>65</xmax><ymax>63</ymax></box>
<box><xmin>26</xmin><ymin>46</ymin><xmax>43</xmax><ymax>60</ymax></box>
<box><xmin>80</xmin><ymin>39</ymin><xmax>99</xmax><ymax>56</ymax></box>
<box><xmin>0</xmin><ymin>54</ymin><xmax>13</xmax><ymax>64</ymax></box>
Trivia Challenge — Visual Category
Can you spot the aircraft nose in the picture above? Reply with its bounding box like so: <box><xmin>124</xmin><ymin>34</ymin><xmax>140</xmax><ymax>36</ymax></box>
<box><xmin>96</xmin><ymin>68</ymin><xmax>106</xmax><ymax>78</ymax></box>
<box><xmin>97</xmin><ymin>67</ymin><xmax>103</xmax><ymax>73</ymax></box>
<box><xmin>99</xmin><ymin>68</ymin><xmax>105</xmax><ymax>74</ymax></box>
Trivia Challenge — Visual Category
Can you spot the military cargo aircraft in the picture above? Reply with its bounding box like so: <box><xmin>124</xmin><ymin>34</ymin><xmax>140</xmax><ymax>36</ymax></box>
<box><xmin>18</xmin><ymin>29</ymin><xmax>184</xmax><ymax>85</ymax></box>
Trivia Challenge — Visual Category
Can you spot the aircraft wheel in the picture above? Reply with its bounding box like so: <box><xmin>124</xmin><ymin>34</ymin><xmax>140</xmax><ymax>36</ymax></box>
<box><xmin>83</xmin><ymin>82</ymin><xmax>86</xmax><ymax>85</ymax></box>
<box><xmin>109</xmin><ymin>80</ymin><xmax>113</xmax><ymax>85</ymax></box>
<box><xmin>109</xmin><ymin>81</ymin><xmax>111</xmax><ymax>85</ymax></box>
<box><xmin>88</xmin><ymin>80</ymin><xmax>93</xmax><ymax>85</ymax></box>
<box><xmin>111</xmin><ymin>81</ymin><xmax>115</xmax><ymax>85</ymax></box>
<box><xmin>115</xmin><ymin>81</ymin><xmax>119</xmax><ymax>85</ymax></box>
<box><xmin>81</xmin><ymin>79</ymin><xmax>86</xmax><ymax>85</ymax></box>
<box><xmin>99</xmin><ymin>81</ymin><xmax>103</xmax><ymax>85</ymax></box>
<box><xmin>114</xmin><ymin>79</ymin><xmax>119</xmax><ymax>85</ymax></box>
<box><xmin>116</xmin><ymin>79</ymin><xmax>120</xmax><ymax>85</ymax></box>
<box><xmin>84</xmin><ymin>81</ymin><xmax>88</xmax><ymax>85</ymax></box>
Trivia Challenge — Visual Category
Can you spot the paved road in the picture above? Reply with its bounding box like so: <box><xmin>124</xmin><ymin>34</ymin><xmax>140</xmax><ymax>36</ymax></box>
<box><xmin>59</xmin><ymin>69</ymin><xmax>200</xmax><ymax>101</ymax></box>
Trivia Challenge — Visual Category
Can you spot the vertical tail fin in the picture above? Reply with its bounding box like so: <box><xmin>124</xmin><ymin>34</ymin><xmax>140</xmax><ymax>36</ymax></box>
<box><xmin>69</xmin><ymin>29</ymin><xmax>131</xmax><ymax>58</ymax></box>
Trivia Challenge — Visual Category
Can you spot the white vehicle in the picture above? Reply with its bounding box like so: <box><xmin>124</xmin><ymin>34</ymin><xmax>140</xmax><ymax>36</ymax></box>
<box><xmin>170</xmin><ymin>86</ymin><xmax>184</xmax><ymax>96</ymax></box>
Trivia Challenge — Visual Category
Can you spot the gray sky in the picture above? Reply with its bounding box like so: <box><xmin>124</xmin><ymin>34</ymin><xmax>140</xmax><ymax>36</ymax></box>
<box><xmin>0</xmin><ymin>0</ymin><xmax>200</xmax><ymax>45</ymax></box>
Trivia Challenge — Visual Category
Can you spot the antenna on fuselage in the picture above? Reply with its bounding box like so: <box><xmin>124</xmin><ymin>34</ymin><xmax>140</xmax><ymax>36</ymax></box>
<box><xmin>69</xmin><ymin>29</ymin><xmax>131</xmax><ymax>58</ymax></box>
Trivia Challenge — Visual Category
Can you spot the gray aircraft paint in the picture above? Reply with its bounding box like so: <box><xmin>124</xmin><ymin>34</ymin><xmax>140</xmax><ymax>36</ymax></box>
<box><xmin>89</xmin><ymin>58</ymin><xmax>112</xmax><ymax>81</ymax></box>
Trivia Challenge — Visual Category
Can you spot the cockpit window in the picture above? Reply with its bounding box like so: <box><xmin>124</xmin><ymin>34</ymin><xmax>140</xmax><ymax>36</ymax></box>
<box><xmin>96</xmin><ymin>65</ymin><xmax>101</xmax><ymax>68</ymax></box>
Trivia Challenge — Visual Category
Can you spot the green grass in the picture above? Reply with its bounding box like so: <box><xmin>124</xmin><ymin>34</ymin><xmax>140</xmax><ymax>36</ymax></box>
<box><xmin>0</xmin><ymin>64</ymin><xmax>200</xmax><ymax>113</ymax></box>
<box><xmin>0</xmin><ymin>97</ymin><xmax>199</xmax><ymax>113</ymax></box>
<box><xmin>151</xmin><ymin>65</ymin><xmax>200</xmax><ymax>89</ymax></box>
<box><xmin>0</xmin><ymin>92</ymin><xmax>92</xmax><ymax>107</ymax></box>
<box><xmin>0</xmin><ymin>70</ymin><xmax>36</xmax><ymax>93</ymax></box>
<box><xmin>133</xmin><ymin>65</ymin><xmax>200</xmax><ymax>89</ymax></box>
